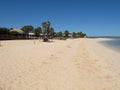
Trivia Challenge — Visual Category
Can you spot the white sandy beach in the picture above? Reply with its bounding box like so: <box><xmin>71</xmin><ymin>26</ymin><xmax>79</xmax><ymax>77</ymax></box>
<box><xmin>0</xmin><ymin>38</ymin><xmax>120</xmax><ymax>90</ymax></box>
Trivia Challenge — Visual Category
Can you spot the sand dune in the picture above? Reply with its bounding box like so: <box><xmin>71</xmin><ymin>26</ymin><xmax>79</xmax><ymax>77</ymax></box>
<box><xmin>0</xmin><ymin>38</ymin><xmax>120</xmax><ymax>90</ymax></box>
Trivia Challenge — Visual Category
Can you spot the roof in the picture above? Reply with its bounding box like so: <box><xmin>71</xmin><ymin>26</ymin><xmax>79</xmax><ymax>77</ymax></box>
<box><xmin>10</xmin><ymin>29</ymin><xmax>24</xmax><ymax>34</ymax></box>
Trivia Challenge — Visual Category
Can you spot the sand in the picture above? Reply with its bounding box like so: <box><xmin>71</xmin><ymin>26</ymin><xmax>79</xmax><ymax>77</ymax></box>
<box><xmin>0</xmin><ymin>38</ymin><xmax>120</xmax><ymax>90</ymax></box>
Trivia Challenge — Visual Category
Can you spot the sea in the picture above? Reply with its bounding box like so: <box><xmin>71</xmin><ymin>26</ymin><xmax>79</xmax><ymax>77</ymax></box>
<box><xmin>101</xmin><ymin>38</ymin><xmax>120</xmax><ymax>51</ymax></box>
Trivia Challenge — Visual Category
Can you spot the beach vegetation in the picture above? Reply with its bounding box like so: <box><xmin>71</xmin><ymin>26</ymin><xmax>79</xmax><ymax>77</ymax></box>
<box><xmin>21</xmin><ymin>25</ymin><xmax>34</xmax><ymax>34</ymax></box>
<box><xmin>77</xmin><ymin>32</ymin><xmax>86</xmax><ymax>37</ymax></box>
<box><xmin>42</xmin><ymin>21</ymin><xmax>52</xmax><ymax>42</ymax></box>
<box><xmin>49</xmin><ymin>27</ymin><xmax>54</xmax><ymax>38</ymax></box>
<box><xmin>0</xmin><ymin>27</ymin><xmax>10</xmax><ymax>34</ymax></box>
<box><xmin>57</xmin><ymin>31</ymin><xmax>63</xmax><ymax>37</ymax></box>
<box><xmin>64</xmin><ymin>30</ymin><xmax>69</xmax><ymax>38</ymax></box>
<box><xmin>0</xmin><ymin>21</ymin><xmax>87</xmax><ymax>40</ymax></box>
<box><xmin>34</xmin><ymin>27</ymin><xmax>42</xmax><ymax>37</ymax></box>
<box><xmin>72</xmin><ymin>32</ymin><xmax>76</xmax><ymax>38</ymax></box>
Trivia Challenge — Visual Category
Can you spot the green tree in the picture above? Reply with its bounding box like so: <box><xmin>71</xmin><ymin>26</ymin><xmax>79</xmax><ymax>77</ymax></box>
<box><xmin>57</xmin><ymin>31</ymin><xmax>63</xmax><ymax>37</ymax></box>
<box><xmin>64</xmin><ymin>30</ymin><xmax>69</xmax><ymax>37</ymax></box>
<box><xmin>47</xmin><ymin>21</ymin><xmax>51</xmax><ymax>29</ymax></box>
<box><xmin>49</xmin><ymin>27</ymin><xmax>54</xmax><ymax>36</ymax></box>
<box><xmin>42</xmin><ymin>22</ymin><xmax>47</xmax><ymax>32</ymax></box>
<box><xmin>72</xmin><ymin>32</ymin><xmax>76</xmax><ymax>38</ymax></box>
<box><xmin>0</xmin><ymin>27</ymin><xmax>10</xmax><ymax>34</ymax></box>
<box><xmin>34</xmin><ymin>27</ymin><xmax>42</xmax><ymax>37</ymax></box>
<box><xmin>42</xmin><ymin>21</ymin><xmax>51</xmax><ymax>34</ymax></box>
<box><xmin>21</xmin><ymin>25</ymin><xmax>34</xmax><ymax>34</ymax></box>
<box><xmin>0</xmin><ymin>27</ymin><xmax>9</xmax><ymax>45</ymax></box>
<box><xmin>47</xmin><ymin>21</ymin><xmax>51</xmax><ymax>35</ymax></box>
<box><xmin>41</xmin><ymin>21</ymin><xmax>52</xmax><ymax>41</ymax></box>
<box><xmin>77</xmin><ymin>32</ymin><xmax>86</xmax><ymax>37</ymax></box>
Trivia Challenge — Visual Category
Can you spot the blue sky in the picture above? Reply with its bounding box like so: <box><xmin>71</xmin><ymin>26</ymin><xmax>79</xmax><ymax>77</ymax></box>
<box><xmin>0</xmin><ymin>0</ymin><xmax>120</xmax><ymax>36</ymax></box>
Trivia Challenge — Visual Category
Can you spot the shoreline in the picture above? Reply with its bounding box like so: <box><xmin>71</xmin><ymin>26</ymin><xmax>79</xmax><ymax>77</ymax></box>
<box><xmin>97</xmin><ymin>38</ymin><xmax>120</xmax><ymax>53</ymax></box>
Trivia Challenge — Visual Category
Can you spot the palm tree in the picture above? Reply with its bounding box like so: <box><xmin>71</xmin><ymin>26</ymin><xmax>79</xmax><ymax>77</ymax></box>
<box><xmin>47</xmin><ymin>21</ymin><xmax>51</xmax><ymax>36</ymax></box>
<box><xmin>47</xmin><ymin>21</ymin><xmax>51</xmax><ymax>28</ymax></box>
<box><xmin>42</xmin><ymin>22</ymin><xmax>47</xmax><ymax>33</ymax></box>
<box><xmin>41</xmin><ymin>21</ymin><xmax>51</xmax><ymax>42</ymax></box>
<box><xmin>42</xmin><ymin>22</ymin><xmax>47</xmax><ymax>41</ymax></box>
<box><xmin>49</xmin><ymin>27</ymin><xmax>54</xmax><ymax>36</ymax></box>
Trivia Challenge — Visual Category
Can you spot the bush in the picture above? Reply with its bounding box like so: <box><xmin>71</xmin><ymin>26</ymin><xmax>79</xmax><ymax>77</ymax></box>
<box><xmin>0</xmin><ymin>27</ymin><xmax>10</xmax><ymax>34</ymax></box>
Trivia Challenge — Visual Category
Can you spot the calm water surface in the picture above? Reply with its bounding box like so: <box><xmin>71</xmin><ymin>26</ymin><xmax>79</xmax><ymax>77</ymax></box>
<box><xmin>101</xmin><ymin>38</ymin><xmax>120</xmax><ymax>50</ymax></box>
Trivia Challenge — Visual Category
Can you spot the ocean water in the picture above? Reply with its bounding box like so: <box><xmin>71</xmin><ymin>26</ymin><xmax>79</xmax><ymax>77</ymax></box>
<box><xmin>102</xmin><ymin>38</ymin><xmax>120</xmax><ymax>50</ymax></box>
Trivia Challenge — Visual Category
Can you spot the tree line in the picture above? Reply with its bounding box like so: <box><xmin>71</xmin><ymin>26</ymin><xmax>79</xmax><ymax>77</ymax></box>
<box><xmin>0</xmin><ymin>21</ymin><xmax>86</xmax><ymax>40</ymax></box>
